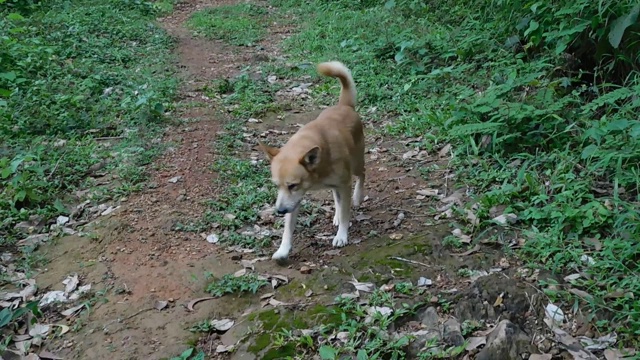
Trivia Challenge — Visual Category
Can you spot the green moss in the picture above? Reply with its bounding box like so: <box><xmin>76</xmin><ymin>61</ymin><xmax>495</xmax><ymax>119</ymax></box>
<box><xmin>262</xmin><ymin>343</ymin><xmax>296</xmax><ymax>360</ymax></box>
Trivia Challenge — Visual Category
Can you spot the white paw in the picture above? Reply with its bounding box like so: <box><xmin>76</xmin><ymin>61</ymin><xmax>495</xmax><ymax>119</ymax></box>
<box><xmin>272</xmin><ymin>248</ymin><xmax>290</xmax><ymax>261</ymax></box>
<box><xmin>332</xmin><ymin>233</ymin><xmax>348</xmax><ymax>247</ymax></box>
<box><xmin>333</xmin><ymin>213</ymin><xmax>340</xmax><ymax>226</ymax></box>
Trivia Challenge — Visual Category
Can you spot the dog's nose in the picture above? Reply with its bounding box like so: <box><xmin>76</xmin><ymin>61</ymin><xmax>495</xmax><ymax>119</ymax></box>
<box><xmin>276</xmin><ymin>207</ymin><xmax>288</xmax><ymax>215</ymax></box>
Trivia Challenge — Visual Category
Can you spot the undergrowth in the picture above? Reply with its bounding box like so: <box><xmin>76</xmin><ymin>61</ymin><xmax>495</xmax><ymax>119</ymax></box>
<box><xmin>187</xmin><ymin>3</ymin><xmax>269</xmax><ymax>46</ymax></box>
<box><xmin>271</xmin><ymin>0</ymin><xmax>640</xmax><ymax>346</ymax></box>
<box><xmin>0</xmin><ymin>0</ymin><xmax>177</xmax><ymax>246</ymax></box>
<box><xmin>175</xmin><ymin>73</ymin><xmax>281</xmax><ymax>248</ymax></box>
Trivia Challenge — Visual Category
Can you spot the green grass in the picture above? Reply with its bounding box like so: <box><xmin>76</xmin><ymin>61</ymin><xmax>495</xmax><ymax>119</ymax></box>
<box><xmin>0</xmin><ymin>1</ymin><xmax>177</xmax><ymax>248</ymax></box>
<box><xmin>205</xmin><ymin>273</ymin><xmax>268</xmax><ymax>297</ymax></box>
<box><xmin>175</xmin><ymin>73</ymin><xmax>282</xmax><ymax>248</ymax></box>
<box><xmin>187</xmin><ymin>3</ymin><xmax>268</xmax><ymax>46</ymax></box>
<box><xmin>269</xmin><ymin>0</ymin><xmax>640</xmax><ymax>346</ymax></box>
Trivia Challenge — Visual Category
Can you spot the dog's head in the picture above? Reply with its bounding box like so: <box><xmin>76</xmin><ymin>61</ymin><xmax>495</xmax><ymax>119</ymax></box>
<box><xmin>258</xmin><ymin>141</ymin><xmax>321</xmax><ymax>215</ymax></box>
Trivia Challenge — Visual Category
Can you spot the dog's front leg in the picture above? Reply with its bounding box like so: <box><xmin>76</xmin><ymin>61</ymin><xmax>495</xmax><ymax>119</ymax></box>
<box><xmin>332</xmin><ymin>186</ymin><xmax>351</xmax><ymax>247</ymax></box>
<box><xmin>272</xmin><ymin>206</ymin><xmax>300</xmax><ymax>262</ymax></box>
<box><xmin>332</xmin><ymin>189</ymin><xmax>341</xmax><ymax>226</ymax></box>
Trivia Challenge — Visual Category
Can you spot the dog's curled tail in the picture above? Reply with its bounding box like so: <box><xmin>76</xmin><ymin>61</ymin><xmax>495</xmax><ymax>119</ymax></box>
<box><xmin>317</xmin><ymin>61</ymin><xmax>356</xmax><ymax>108</ymax></box>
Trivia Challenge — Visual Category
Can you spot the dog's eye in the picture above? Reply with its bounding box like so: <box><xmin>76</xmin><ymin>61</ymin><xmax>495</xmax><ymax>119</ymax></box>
<box><xmin>287</xmin><ymin>183</ymin><xmax>298</xmax><ymax>191</ymax></box>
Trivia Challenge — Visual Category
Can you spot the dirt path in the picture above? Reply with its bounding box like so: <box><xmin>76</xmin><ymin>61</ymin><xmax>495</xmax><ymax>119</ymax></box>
<box><xmin>35</xmin><ymin>1</ymin><xmax>554</xmax><ymax>359</ymax></box>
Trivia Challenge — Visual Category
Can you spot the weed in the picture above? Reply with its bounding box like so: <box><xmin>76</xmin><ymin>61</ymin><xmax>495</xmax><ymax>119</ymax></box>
<box><xmin>271</xmin><ymin>0</ymin><xmax>640</xmax><ymax>345</ymax></box>
<box><xmin>169</xmin><ymin>347</ymin><xmax>205</xmax><ymax>360</ymax></box>
<box><xmin>205</xmin><ymin>273</ymin><xmax>268</xmax><ymax>297</ymax></box>
<box><xmin>0</xmin><ymin>0</ymin><xmax>177</xmax><ymax>248</ymax></box>
<box><xmin>187</xmin><ymin>4</ymin><xmax>268</xmax><ymax>46</ymax></box>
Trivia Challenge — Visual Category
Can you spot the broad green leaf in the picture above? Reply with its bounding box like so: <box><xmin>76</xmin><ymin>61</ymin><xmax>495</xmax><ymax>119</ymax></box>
<box><xmin>608</xmin><ymin>4</ymin><xmax>640</xmax><ymax>48</ymax></box>
<box><xmin>581</xmin><ymin>144</ymin><xmax>598</xmax><ymax>159</ymax></box>
<box><xmin>319</xmin><ymin>345</ymin><xmax>337</xmax><ymax>360</ymax></box>
<box><xmin>0</xmin><ymin>308</ymin><xmax>12</xmax><ymax>328</ymax></box>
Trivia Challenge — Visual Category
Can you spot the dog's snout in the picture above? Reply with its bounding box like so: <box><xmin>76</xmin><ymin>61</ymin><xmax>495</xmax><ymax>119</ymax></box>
<box><xmin>276</xmin><ymin>207</ymin><xmax>289</xmax><ymax>215</ymax></box>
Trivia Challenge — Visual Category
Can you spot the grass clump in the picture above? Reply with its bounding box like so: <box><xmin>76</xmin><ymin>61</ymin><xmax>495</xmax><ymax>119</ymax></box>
<box><xmin>0</xmin><ymin>0</ymin><xmax>177</xmax><ymax>245</ymax></box>
<box><xmin>187</xmin><ymin>4</ymin><xmax>268</xmax><ymax>46</ymax></box>
<box><xmin>271</xmin><ymin>0</ymin><xmax>640</xmax><ymax>345</ymax></box>
<box><xmin>205</xmin><ymin>273</ymin><xmax>268</xmax><ymax>297</ymax></box>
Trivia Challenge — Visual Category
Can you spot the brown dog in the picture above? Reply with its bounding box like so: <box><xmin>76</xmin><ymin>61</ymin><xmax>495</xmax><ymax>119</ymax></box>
<box><xmin>259</xmin><ymin>61</ymin><xmax>365</xmax><ymax>262</ymax></box>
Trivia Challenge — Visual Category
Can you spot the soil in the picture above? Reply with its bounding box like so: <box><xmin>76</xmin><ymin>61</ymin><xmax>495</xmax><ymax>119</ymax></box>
<box><xmin>33</xmin><ymin>1</ymin><xmax>552</xmax><ymax>359</ymax></box>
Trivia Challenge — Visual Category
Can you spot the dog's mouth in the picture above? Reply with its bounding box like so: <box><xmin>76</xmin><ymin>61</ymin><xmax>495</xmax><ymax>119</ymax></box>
<box><xmin>275</xmin><ymin>200</ymin><xmax>301</xmax><ymax>215</ymax></box>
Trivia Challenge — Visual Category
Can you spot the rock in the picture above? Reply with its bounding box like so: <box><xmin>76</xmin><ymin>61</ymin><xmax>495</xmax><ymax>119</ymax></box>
<box><xmin>407</xmin><ymin>307</ymin><xmax>443</xmax><ymax>358</ymax></box>
<box><xmin>420</xmin><ymin>307</ymin><xmax>440</xmax><ymax>329</ymax></box>
<box><xmin>443</xmin><ymin>317</ymin><xmax>464</xmax><ymax>346</ymax></box>
<box><xmin>299</xmin><ymin>266</ymin><xmax>312</xmax><ymax>274</ymax></box>
<box><xmin>476</xmin><ymin>320</ymin><xmax>531</xmax><ymax>360</ymax></box>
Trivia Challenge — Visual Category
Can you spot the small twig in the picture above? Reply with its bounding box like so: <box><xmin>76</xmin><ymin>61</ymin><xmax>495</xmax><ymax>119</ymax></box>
<box><xmin>389</xmin><ymin>256</ymin><xmax>431</xmax><ymax>268</ymax></box>
<box><xmin>120</xmin><ymin>307</ymin><xmax>153</xmax><ymax>322</ymax></box>
<box><xmin>93</xmin><ymin>136</ymin><xmax>124</xmax><ymax>141</ymax></box>
<box><xmin>47</xmin><ymin>149</ymin><xmax>68</xmax><ymax>180</ymax></box>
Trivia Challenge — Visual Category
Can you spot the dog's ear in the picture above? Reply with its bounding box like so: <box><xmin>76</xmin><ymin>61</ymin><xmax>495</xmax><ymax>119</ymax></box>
<box><xmin>300</xmin><ymin>146</ymin><xmax>321</xmax><ymax>170</ymax></box>
<box><xmin>258</xmin><ymin>141</ymin><xmax>280</xmax><ymax>162</ymax></box>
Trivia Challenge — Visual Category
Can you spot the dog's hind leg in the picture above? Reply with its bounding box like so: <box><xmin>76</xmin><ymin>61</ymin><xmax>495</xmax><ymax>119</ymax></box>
<box><xmin>272</xmin><ymin>206</ymin><xmax>300</xmax><ymax>263</ymax></box>
<box><xmin>332</xmin><ymin>186</ymin><xmax>351</xmax><ymax>247</ymax></box>
<box><xmin>352</xmin><ymin>149</ymin><xmax>366</xmax><ymax>208</ymax></box>
<box><xmin>332</xmin><ymin>189</ymin><xmax>341</xmax><ymax>226</ymax></box>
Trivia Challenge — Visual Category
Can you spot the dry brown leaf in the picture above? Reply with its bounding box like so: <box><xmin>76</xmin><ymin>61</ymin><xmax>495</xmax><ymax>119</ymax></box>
<box><xmin>454</xmin><ymin>244</ymin><xmax>481</xmax><ymax>257</ymax></box>
<box><xmin>210</xmin><ymin>319</ymin><xmax>234</xmax><ymax>332</ymax></box>
<box><xmin>451</xmin><ymin>228</ymin><xmax>472</xmax><ymax>244</ymax></box>
<box><xmin>349</xmin><ymin>279</ymin><xmax>375</xmax><ymax>292</ymax></box>
<box><xmin>154</xmin><ymin>300</ymin><xmax>168</xmax><ymax>311</ymax></box>
<box><xmin>60</xmin><ymin>304</ymin><xmax>85</xmax><ymax>317</ymax></box>
<box><xmin>465</xmin><ymin>336</ymin><xmax>486</xmax><ymax>350</ymax></box>
<box><xmin>233</xmin><ymin>268</ymin><xmax>247</xmax><ymax>277</ymax></box>
<box><xmin>528</xmin><ymin>355</ymin><xmax>552</xmax><ymax>360</ymax></box>
<box><xmin>260</xmin><ymin>292</ymin><xmax>275</xmax><ymax>300</ymax></box>
<box><xmin>416</xmin><ymin>189</ymin><xmax>439</xmax><ymax>197</ymax></box>
<box><xmin>186</xmin><ymin>297</ymin><xmax>216</xmax><ymax>311</ymax></box>
<box><xmin>438</xmin><ymin>143</ymin><xmax>452</xmax><ymax>157</ymax></box>
<box><xmin>493</xmin><ymin>292</ymin><xmax>504</xmax><ymax>307</ymax></box>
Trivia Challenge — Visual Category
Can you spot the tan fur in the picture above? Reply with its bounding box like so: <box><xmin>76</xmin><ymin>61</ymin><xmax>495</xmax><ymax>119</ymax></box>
<box><xmin>258</xmin><ymin>61</ymin><xmax>365</xmax><ymax>262</ymax></box>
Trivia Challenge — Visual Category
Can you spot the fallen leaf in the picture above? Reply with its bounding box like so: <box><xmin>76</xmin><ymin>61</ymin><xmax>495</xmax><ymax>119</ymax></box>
<box><xmin>323</xmin><ymin>249</ymin><xmax>342</xmax><ymax>256</ymax></box>
<box><xmin>270</xmin><ymin>274</ymin><xmax>289</xmax><ymax>284</ymax></box>
<box><xmin>578</xmin><ymin>332</ymin><xmax>617</xmax><ymax>351</ymax></box>
<box><xmin>366</xmin><ymin>306</ymin><xmax>393</xmax><ymax>317</ymax></box>
<box><xmin>604</xmin><ymin>348</ymin><xmax>636</xmax><ymax>360</ymax></box>
<box><xmin>215</xmin><ymin>344</ymin><xmax>234</xmax><ymax>353</ymax></box>
<box><xmin>564</xmin><ymin>273</ymin><xmax>581</xmax><ymax>282</ymax></box>
<box><xmin>268</xmin><ymin>298</ymin><xmax>291</xmax><ymax>307</ymax></box>
<box><xmin>338</xmin><ymin>292</ymin><xmax>360</xmax><ymax>300</ymax></box>
<box><xmin>63</xmin><ymin>274</ymin><xmax>79</xmax><ymax>294</ymax></box>
<box><xmin>260</xmin><ymin>293</ymin><xmax>275</xmax><ymax>300</ymax></box>
<box><xmin>52</xmin><ymin>324</ymin><xmax>70</xmax><ymax>336</ymax></box>
<box><xmin>389</xmin><ymin>233</ymin><xmax>403</xmax><ymax>240</ymax></box>
<box><xmin>453</xmin><ymin>244</ymin><xmax>481</xmax><ymax>257</ymax></box>
<box><xmin>206</xmin><ymin>234</ymin><xmax>219</xmax><ymax>244</ymax></box>
<box><xmin>335</xmin><ymin>331</ymin><xmax>350</xmax><ymax>342</ymax></box>
<box><xmin>154</xmin><ymin>300</ymin><xmax>168</xmax><ymax>311</ymax></box>
<box><xmin>545</xmin><ymin>303</ymin><xmax>565</xmax><ymax>324</ymax></box>
<box><xmin>60</xmin><ymin>304</ymin><xmax>85</xmax><ymax>317</ymax></box>
<box><xmin>186</xmin><ymin>297</ymin><xmax>216</xmax><ymax>311</ymax></box>
<box><xmin>402</xmin><ymin>148</ymin><xmax>420</xmax><ymax>160</ymax></box>
<box><xmin>438</xmin><ymin>143</ymin><xmax>452</xmax><ymax>157</ymax></box>
<box><xmin>493</xmin><ymin>292</ymin><xmax>504</xmax><ymax>307</ymax></box>
<box><xmin>240</xmin><ymin>260</ymin><xmax>255</xmax><ymax>270</ymax></box>
<box><xmin>569</xmin><ymin>288</ymin><xmax>593</xmax><ymax>299</ymax></box>
<box><xmin>210</xmin><ymin>319</ymin><xmax>234</xmax><ymax>332</ymax></box>
<box><xmin>544</xmin><ymin>318</ymin><xmax>598</xmax><ymax>360</ymax></box>
<box><xmin>465</xmin><ymin>209</ymin><xmax>479</xmax><ymax>226</ymax></box>
<box><xmin>416</xmin><ymin>189</ymin><xmax>439</xmax><ymax>198</ymax></box>
<box><xmin>168</xmin><ymin>176</ymin><xmax>182</xmax><ymax>183</ymax></box>
<box><xmin>417</xmin><ymin>277</ymin><xmax>433</xmax><ymax>287</ymax></box>
<box><xmin>528</xmin><ymin>355</ymin><xmax>552</xmax><ymax>360</ymax></box>
<box><xmin>465</xmin><ymin>336</ymin><xmax>486</xmax><ymax>350</ymax></box>
<box><xmin>492</xmin><ymin>213</ymin><xmax>518</xmax><ymax>225</ymax></box>
<box><xmin>451</xmin><ymin>228</ymin><xmax>472</xmax><ymax>244</ymax></box>
<box><xmin>39</xmin><ymin>291</ymin><xmax>67</xmax><ymax>307</ymax></box>
<box><xmin>234</xmin><ymin>269</ymin><xmax>247</xmax><ymax>277</ymax></box>
<box><xmin>349</xmin><ymin>279</ymin><xmax>375</xmax><ymax>292</ymax></box>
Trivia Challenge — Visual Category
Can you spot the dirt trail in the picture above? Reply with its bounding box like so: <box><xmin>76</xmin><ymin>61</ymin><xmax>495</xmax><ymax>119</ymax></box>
<box><xmin>36</xmin><ymin>1</ymin><xmax>544</xmax><ymax>359</ymax></box>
